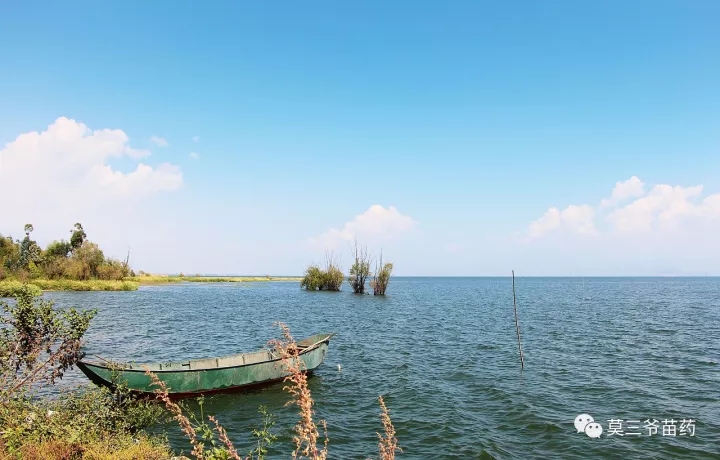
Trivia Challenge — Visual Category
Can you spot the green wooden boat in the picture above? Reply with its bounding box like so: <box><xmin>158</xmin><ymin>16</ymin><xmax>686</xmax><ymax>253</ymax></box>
<box><xmin>77</xmin><ymin>333</ymin><xmax>335</xmax><ymax>398</ymax></box>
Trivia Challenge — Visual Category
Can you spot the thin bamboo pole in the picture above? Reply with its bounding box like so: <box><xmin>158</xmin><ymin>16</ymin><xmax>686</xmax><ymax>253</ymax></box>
<box><xmin>512</xmin><ymin>270</ymin><xmax>525</xmax><ymax>369</ymax></box>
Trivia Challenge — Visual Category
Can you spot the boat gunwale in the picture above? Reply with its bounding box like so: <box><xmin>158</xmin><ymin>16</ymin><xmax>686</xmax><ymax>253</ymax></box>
<box><xmin>78</xmin><ymin>333</ymin><xmax>334</xmax><ymax>374</ymax></box>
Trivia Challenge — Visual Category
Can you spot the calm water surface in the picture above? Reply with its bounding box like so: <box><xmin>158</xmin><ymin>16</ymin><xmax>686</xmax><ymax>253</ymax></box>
<box><xmin>47</xmin><ymin>277</ymin><xmax>720</xmax><ymax>459</ymax></box>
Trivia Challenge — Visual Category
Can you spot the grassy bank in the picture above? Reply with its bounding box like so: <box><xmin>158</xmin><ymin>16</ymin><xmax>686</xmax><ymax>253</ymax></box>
<box><xmin>130</xmin><ymin>274</ymin><xmax>302</xmax><ymax>284</ymax></box>
<box><xmin>0</xmin><ymin>280</ymin><xmax>43</xmax><ymax>297</ymax></box>
<box><xmin>0</xmin><ymin>276</ymin><xmax>303</xmax><ymax>296</ymax></box>
<box><xmin>0</xmin><ymin>279</ymin><xmax>138</xmax><ymax>296</ymax></box>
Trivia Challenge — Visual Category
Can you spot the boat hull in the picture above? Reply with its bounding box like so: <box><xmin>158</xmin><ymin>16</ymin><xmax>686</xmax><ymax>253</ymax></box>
<box><xmin>76</xmin><ymin>334</ymin><xmax>332</xmax><ymax>397</ymax></box>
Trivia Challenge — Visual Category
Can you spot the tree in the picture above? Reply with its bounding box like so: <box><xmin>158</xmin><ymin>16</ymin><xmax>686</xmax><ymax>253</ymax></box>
<box><xmin>71</xmin><ymin>241</ymin><xmax>105</xmax><ymax>280</ymax></box>
<box><xmin>0</xmin><ymin>235</ymin><xmax>20</xmax><ymax>273</ymax></box>
<box><xmin>0</xmin><ymin>285</ymin><xmax>97</xmax><ymax>400</ymax></box>
<box><xmin>18</xmin><ymin>227</ymin><xmax>41</xmax><ymax>269</ymax></box>
<box><xmin>348</xmin><ymin>241</ymin><xmax>372</xmax><ymax>294</ymax></box>
<box><xmin>45</xmin><ymin>240</ymin><xmax>72</xmax><ymax>259</ymax></box>
<box><xmin>70</xmin><ymin>223</ymin><xmax>87</xmax><ymax>251</ymax></box>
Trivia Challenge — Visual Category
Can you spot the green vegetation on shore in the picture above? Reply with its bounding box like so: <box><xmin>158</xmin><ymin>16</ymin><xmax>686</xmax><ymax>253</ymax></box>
<box><xmin>0</xmin><ymin>279</ymin><xmax>139</xmax><ymax>295</ymax></box>
<box><xmin>1</xmin><ymin>223</ymin><xmax>134</xmax><ymax>289</ymax></box>
<box><xmin>0</xmin><ymin>281</ymin><xmax>42</xmax><ymax>298</ymax></box>
<box><xmin>0</xmin><ymin>223</ymin><xmax>301</xmax><ymax>296</ymax></box>
<box><xmin>0</xmin><ymin>275</ymin><xmax>303</xmax><ymax>297</ymax></box>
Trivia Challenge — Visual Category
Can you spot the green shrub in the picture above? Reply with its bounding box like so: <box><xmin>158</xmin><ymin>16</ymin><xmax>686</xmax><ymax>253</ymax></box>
<box><xmin>322</xmin><ymin>264</ymin><xmax>344</xmax><ymax>291</ymax></box>
<box><xmin>301</xmin><ymin>264</ymin><xmax>344</xmax><ymax>291</ymax></box>
<box><xmin>301</xmin><ymin>265</ymin><xmax>325</xmax><ymax>291</ymax></box>
<box><xmin>0</xmin><ymin>386</ymin><xmax>167</xmax><ymax>458</ymax></box>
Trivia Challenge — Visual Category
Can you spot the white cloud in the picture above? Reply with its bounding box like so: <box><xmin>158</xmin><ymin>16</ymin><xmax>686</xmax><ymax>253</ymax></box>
<box><xmin>189</xmin><ymin>152</ymin><xmax>199</xmax><ymax>159</ymax></box>
<box><xmin>601</xmin><ymin>176</ymin><xmax>645</xmax><ymax>208</ymax></box>
<box><xmin>526</xmin><ymin>176</ymin><xmax>720</xmax><ymax>241</ymax></box>
<box><xmin>527</xmin><ymin>204</ymin><xmax>596</xmax><ymax>239</ymax></box>
<box><xmin>149</xmin><ymin>135</ymin><xmax>168</xmax><ymax>147</ymax></box>
<box><xmin>309</xmin><ymin>205</ymin><xmax>417</xmax><ymax>250</ymax></box>
<box><xmin>608</xmin><ymin>184</ymin><xmax>720</xmax><ymax>233</ymax></box>
<box><xmin>0</xmin><ymin>117</ymin><xmax>182</xmax><ymax>240</ymax></box>
<box><xmin>192</xmin><ymin>136</ymin><xmax>200</xmax><ymax>142</ymax></box>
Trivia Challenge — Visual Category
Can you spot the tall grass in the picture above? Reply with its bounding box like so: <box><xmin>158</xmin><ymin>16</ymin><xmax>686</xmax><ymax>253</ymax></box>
<box><xmin>0</xmin><ymin>279</ymin><xmax>138</xmax><ymax>295</ymax></box>
<box><xmin>269</xmin><ymin>323</ymin><xmax>329</xmax><ymax>459</ymax></box>
<box><xmin>147</xmin><ymin>323</ymin><xmax>401</xmax><ymax>459</ymax></box>
<box><xmin>32</xmin><ymin>279</ymin><xmax>138</xmax><ymax>291</ymax></box>
<box><xmin>377</xmin><ymin>396</ymin><xmax>401</xmax><ymax>459</ymax></box>
<box><xmin>30</xmin><ymin>279</ymin><xmax>137</xmax><ymax>291</ymax></box>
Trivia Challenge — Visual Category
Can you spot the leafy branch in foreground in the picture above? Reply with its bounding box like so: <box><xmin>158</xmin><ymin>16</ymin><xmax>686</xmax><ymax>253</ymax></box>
<box><xmin>0</xmin><ymin>285</ymin><xmax>97</xmax><ymax>401</ymax></box>
<box><xmin>0</xmin><ymin>293</ymin><xmax>166</xmax><ymax>459</ymax></box>
<box><xmin>249</xmin><ymin>406</ymin><xmax>278</xmax><ymax>459</ymax></box>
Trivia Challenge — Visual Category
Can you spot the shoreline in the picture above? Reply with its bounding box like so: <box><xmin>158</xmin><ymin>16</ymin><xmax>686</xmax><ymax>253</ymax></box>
<box><xmin>130</xmin><ymin>275</ymin><xmax>302</xmax><ymax>284</ymax></box>
<box><xmin>0</xmin><ymin>276</ymin><xmax>302</xmax><ymax>296</ymax></box>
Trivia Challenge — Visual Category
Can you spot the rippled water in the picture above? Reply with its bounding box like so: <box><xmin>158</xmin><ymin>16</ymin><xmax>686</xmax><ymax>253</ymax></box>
<box><xmin>46</xmin><ymin>277</ymin><xmax>720</xmax><ymax>459</ymax></box>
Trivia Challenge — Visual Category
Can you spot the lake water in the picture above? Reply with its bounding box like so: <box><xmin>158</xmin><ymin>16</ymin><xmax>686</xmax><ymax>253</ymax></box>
<box><xmin>46</xmin><ymin>277</ymin><xmax>720</xmax><ymax>459</ymax></box>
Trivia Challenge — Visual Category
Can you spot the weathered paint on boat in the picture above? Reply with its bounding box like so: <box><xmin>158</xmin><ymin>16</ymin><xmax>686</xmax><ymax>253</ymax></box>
<box><xmin>76</xmin><ymin>333</ymin><xmax>334</xmax><ymax>397</ymax></box>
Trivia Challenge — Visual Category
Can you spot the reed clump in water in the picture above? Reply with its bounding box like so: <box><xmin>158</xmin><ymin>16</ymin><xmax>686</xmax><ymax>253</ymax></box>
<box><xmin>370</xmin><ymin>251</ymin><xmax>393</xmax><ymax>296</ymax></box>
<box><xmin>300</xmin><ymin>252</ymin><xmax>344</xmax><ymax>291</ymax></box>
<box><xmin>348</xmin><ymin>241</ymin><xmax>372</xmax><ymax>294</ymax></box>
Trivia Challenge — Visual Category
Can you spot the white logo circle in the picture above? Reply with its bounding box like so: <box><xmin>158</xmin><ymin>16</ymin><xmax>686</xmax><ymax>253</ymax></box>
<box><xmin>585</xmin><ymin>421</ymin><xmax>603</xmax><ymax>438</ymax></box>
<box><xmin>574</xmin><ymin>413</ymin><xmax>594</xmax><ymax>433</ymax></box>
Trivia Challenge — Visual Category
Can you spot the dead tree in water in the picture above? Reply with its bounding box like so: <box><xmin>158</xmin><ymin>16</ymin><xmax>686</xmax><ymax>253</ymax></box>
<box><xmin>348</xmin><ymin>241</ymin><xmax>372</xmax><ymax>294</ymax></box>
<box><xmin>371</xmin><ymin>250</ymin><xmax>393</xmax><ymax>296</ymax></box>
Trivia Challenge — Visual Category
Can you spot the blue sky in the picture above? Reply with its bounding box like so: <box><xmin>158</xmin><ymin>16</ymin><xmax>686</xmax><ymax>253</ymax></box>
<box><xmin>1</xmin><ymin>1</ymin><xmax>719</xmax><ymax>275</ymax></box>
